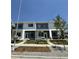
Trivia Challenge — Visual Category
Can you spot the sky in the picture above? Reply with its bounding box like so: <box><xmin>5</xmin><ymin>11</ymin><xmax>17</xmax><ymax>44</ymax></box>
<box><xmin>11</xmin><ymin>0</ymin><xmax>68</xmax><ymax>22</ymax></box>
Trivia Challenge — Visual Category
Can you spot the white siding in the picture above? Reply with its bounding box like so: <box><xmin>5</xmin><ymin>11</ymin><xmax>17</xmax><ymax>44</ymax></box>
<box><xmin>23</xmin><ymin>23</ymin><xmax>36</xmax><ymax>29</ymax></box>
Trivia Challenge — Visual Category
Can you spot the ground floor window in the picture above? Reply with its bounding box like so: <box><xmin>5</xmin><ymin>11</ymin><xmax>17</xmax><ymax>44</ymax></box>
<box><xmin>38</xmin><ymin>31</ymin><xmax>49</xmax><ymax>38</ymax></box>
<box><xmin>52</xmin><ymin>31</ymin><xmax>58</xmax><ymax>39</ymax></box>
<box><xmin>39</xmin><ymin>32</ymin><xmax>44</xmax><ymax>37</ymax></box>
<box><xmin>25</xmin><ymin>31</ymin><xmax>35</xmax><ymax>39</ymax></box>
<box><xmin>17</xmin><ymin>32</ymin><xmax>21</xmax><ymax>37</ymax></box>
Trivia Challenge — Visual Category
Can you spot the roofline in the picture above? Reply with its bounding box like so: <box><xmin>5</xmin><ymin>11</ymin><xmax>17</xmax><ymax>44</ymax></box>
<box><xmin>14</xmin><ymin>21</ymin><xmax>50</xmax><ymax>24</ymax></box>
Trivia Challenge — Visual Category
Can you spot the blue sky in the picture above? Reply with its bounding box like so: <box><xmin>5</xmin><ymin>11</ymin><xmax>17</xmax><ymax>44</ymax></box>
<box><xmin>11</xmin><ymin>0</ymin><xmax>68</xmax><ymax>22</ymax></box>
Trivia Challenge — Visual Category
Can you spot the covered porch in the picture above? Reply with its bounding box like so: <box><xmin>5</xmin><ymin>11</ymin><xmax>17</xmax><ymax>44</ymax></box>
<box><xmin>24</xmin><ymin>30</ymin><xmax>58</xmax><ymax>40</ymax></box>
<box><xmin>24</xmin><ymin>30</ymin><xmax>50</xmax><ymax>40</ymax></box>
<box><xmin>13</xmin><ymin>30</ymin><xmax>59</xmax><ymax>40</ymax></box>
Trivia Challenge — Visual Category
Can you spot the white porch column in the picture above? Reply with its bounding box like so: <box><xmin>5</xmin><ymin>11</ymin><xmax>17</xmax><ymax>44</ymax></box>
<box><xmin>49</xmin><ymin>29</ymin><xmax>52</xmax><ymax>39</ymax></box>
<box><xmin>22</xmin><ymin>30</ymin><xmax>25</xmax><ymax>40</ymax></box>
<box><xmin>35</xmin><ymin>31</ymin><xmax>39</xmax><ymax>40</ymax></box>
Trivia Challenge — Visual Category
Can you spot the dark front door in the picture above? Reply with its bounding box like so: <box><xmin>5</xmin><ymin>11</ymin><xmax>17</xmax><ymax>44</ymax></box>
<box><xmin>25</xmin><ymin>33</ymin><xmax>28</xmax><ymax>38</ymax></box>
<box><xmin>44</xmin><ymin>33</ymin><xmax>48</xmax><ymax>38</ymax></box>
<box><xmin>52</xmin><ymin>31</ymin><xmax>58</xmax><ymax>39</ymax></box>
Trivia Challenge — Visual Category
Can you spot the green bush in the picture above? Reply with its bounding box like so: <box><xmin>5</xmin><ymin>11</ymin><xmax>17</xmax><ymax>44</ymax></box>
<box><xmin>24</xmin><ymin>40</ymin><xmax>48</xmax><ymax>44</ymax></box>
<box><xmin>50</xmin><ymin>40</ymin><xmax>68</xmax><ymax>45</ymax></box>
<box><xmin>11</xmin><ymin>40</ymin><xmax>23</xmax><ymax>43</ymax></box>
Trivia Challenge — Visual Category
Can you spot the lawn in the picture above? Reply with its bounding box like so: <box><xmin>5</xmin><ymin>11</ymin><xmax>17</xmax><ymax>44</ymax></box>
<box><xmin>11</xmin><ymin>40</ymin><xmax>23</xmax><ymax>44</ymax></box>
<box><xmin>24</xmin><ymin>40</ymin><xmax>48</xmax><ymax>44</ymax></box>
<box><xmin>15</xmin><ymin>46</ymin><xmax>50</xmax><ymax>52</ymax></box>
<box><xmin>50</xmin><ymin>40</ymin><xmax>68</xmax><ymax>45</ymax></box>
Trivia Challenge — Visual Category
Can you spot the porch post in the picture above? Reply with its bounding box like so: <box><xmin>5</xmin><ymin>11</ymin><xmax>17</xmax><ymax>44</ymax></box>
<box><xmin>22</xmin><ymin>30</ymin><xmax>25</xmax><ymax>40</ymax></box>
<box><xmin>35</xmin><ymin>31</ymin><xmax>37</xmax><ymax>40</ymax></box>
<box><xmin>35</xmin><ymin>31</ymin><xmax>38</xmax><ymax>40</ymax></box>
<box><xmin>49</xmin><ymin>29</ymin><xmax>52</xmax><ymax>39</ymax></box>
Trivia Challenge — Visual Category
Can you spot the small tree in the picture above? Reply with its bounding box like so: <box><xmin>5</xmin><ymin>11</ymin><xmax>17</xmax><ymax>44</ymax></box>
<box><xmin>54</xmin><ymin>15</ymin><xmax>62</xmax><ymax>39</ymax></box>
<box><xmin>54</xmin><ymin>15</ymin><xmax>67</xmax><ymax>50</ymax></box>
<box><xmin>53</xmin><ymin>15</ymin><xmax>62</xmax><ymax>48</ymax></box>
<box><xmin>60</xmin><ymin>20</ymin><xmax>67</xmax><ymax>50</ymax></box>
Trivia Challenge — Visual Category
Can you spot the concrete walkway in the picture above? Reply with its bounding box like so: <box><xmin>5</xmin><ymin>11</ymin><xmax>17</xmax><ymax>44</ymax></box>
<box><xmin>11</xmin><ymin>39</ymin><xmax>68</xmax><ymax>51</ymax></box>
<box><xmin>11</xmin><ymin>39</ymin><xmax>68</xmax><ymax>47</ymax></box>
<box><xmin>11</xmin><ymin>40</ymin><xmax>26</xmax><ymax>46</ymax></box>
<box><xmin>47</xmin><ymin>39</ymin><xmax>68</xmax><ymax>47</ymax></box>
<box><xmin>11</xmin><ymin>40</ymin><xmax>26</xmax><ymax>51</ymax></box>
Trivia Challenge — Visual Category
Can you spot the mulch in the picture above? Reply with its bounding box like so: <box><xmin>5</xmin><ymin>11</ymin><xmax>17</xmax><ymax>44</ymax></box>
<box><xmin>15</xmin><ymin>46</ymin><xmax>50</xmax><ymax>52</ymax></box>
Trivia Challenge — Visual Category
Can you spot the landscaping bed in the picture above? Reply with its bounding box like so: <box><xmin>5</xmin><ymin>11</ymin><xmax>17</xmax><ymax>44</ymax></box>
<box><xmin>11</xmin><ymin>40</ymin><xmax>23</xmax><ymax>44</ymax></box>
<box><xmin>24</xmin><ymin>40</ymin><xmax>48</xmax><ymax>44</ymax></box>
<box><xmin>15</xmin><ymin>46</ymin><xmax>50</xmax><ymax>52</ymax></box>
<box><xmin>50</xmin><ymin>40</ymin><xmax>68</xmax><ymax>45</ymax></box>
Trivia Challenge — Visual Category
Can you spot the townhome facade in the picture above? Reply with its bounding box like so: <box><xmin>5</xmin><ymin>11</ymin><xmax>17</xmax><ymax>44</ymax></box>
<box><xmin>13</xmin><ymin>21</ymin><xmax>61</xmax><ymax>40</ymax></box>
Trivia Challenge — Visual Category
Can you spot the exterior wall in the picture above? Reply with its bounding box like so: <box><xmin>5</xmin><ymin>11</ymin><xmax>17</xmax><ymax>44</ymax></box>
<box><xmin>23</xmin><ymin>22</ymin><xmax>36</xmax><ymax>30</ymax></box>
<box><xmin>35</xmin><ymin>31</ymin><xmax>39</xmax><ymax>39</ymax></box>
<box><xmin>14</xmin><ymin>21</ymin><xmax>59</xmax><ymax>40</ymax></box>
<box><xmin>36</xmin><ymin>23</ymin><xmax>48</xmax><ymax>29</ymax></box>
<box><xmin>21</xmin><ymin>30</ymin><xmax>25</xmax><ymax>40</ymax></box>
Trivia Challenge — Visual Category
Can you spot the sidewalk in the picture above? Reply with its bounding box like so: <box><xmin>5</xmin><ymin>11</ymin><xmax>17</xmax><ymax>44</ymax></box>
<box><xmin>12</xmin><ymin>55</ymin><xmax>68</xmax><ymax>59</ymax></box>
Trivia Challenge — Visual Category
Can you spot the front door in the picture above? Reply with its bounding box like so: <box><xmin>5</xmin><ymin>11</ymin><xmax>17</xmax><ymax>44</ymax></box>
<box><xmin>25</xmin><ymin>33</ymin><xmax>29</xmax><ymax>38</ymax></box>
<box><xmin>44</xmin><ymin>33</ymin><xmax>48</xmax><ymax>38</ymax></box>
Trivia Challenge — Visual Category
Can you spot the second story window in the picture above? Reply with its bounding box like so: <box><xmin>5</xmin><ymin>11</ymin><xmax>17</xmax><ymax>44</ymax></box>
<box><xmin>28</xmin><ymin>24</ymin><xmax>33</xmax><ymax>27</ymax></box>
<box><xmin>17</xmin><ymin>32</ymin><xmax>21</xmax><ymax>37</ymax></box>
<box><xmin>36</xmin><ymin>23</ymin><xmax>48</xmax><ymax>29</ymax></box>
<box><xmin>18</xmin><ymin>23</ymin><xmax>23</xmax><ymax>29</ymax></box>
<box><xmin>15</xmin><ymin>23</ymin><xmax>23</xmax><ymax>29</ymax></box>
<box><xmin>39</xmin><ymin>32</ymin><xmax>44</xmax><ymax>37</ymax></box>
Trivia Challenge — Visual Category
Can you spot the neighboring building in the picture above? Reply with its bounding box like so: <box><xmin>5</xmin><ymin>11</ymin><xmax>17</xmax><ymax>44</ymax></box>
<box><xmin>13</xmin><ymin>21</ymin><xmax>68</xmax><ymax>40</ymax></box>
